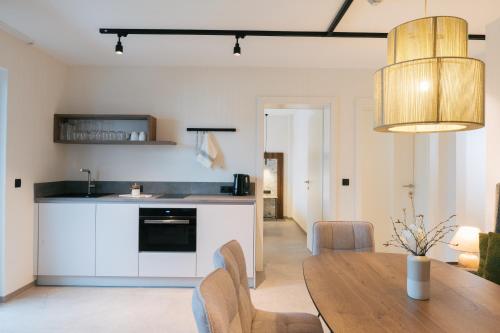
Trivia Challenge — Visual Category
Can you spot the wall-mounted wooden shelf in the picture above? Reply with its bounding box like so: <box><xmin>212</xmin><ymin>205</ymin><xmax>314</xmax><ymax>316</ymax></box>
<box><xmin>54</xmin><ymin>114</ymin><xmax>176</xmax><ymax>146</ymax></box>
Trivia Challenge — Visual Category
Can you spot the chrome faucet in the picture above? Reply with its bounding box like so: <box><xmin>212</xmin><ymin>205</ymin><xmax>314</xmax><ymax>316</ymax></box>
<box><xmin>80</xmin><ymin>168</ymin><xmax>95</xmax><ymax>195</ymax></box>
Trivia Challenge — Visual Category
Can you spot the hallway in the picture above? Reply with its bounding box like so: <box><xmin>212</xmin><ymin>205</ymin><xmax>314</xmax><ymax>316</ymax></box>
<box><xmin>251</xmin><ymin>219</ymin><xmax>318</xmax><ymax>316</ymax></box>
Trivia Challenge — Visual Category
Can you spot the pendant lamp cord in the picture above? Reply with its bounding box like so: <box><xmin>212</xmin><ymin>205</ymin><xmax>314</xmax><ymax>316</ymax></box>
<box><xmin>424</xmin><ymin>0</ymin><xmax>428</xmax><ymax>16</ymax></box>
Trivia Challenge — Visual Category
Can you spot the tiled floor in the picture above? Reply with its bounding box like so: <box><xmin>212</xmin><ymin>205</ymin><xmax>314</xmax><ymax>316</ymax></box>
<box><xmin>0</xmin><ymin>219</ymin><xmax>321</xmax><ymax>332</ymax></box>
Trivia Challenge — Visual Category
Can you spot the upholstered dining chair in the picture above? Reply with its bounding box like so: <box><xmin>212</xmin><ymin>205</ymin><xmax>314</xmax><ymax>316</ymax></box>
<box><xmin>312</xmin><ymin>221</ymin><xmax>374</xmax><ymax>256</ymax></box>
<box><xmin>193</xmin><ymin>240</ymin><xmax>323</xmax><ymax>333</ymax></box>
<box><xmin>192</xmin><ymin>268</ymin><xmax>243</xmax><ymax>333</ymax></box>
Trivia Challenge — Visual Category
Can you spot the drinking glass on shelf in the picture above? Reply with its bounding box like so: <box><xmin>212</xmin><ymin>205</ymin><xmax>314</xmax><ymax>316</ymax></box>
<box><xmin>66</xmin><ymin>123</ymin><xmax>74</xmax><ymax>141</ymax></box>
<box><xmin>88</xmin><ymin>131</ymin><xmax>97</xmax><ymax>141</ymax></box>
<box><xmin>104</xmin><ymin>131</ymin><xmax>112</xmax><ymax>141</ymax></box>
<box><xmin>116</xmin><ymin>131</ymin><xmax>126</xmax><ymax>141</ymax></box>
<box><xmin>59</xmin><ymin>123</ymin><xmax>67</xmax><ymax>141</ymax></box>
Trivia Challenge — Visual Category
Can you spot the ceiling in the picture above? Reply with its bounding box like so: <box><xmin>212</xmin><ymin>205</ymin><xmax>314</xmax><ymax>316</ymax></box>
<box><xmin>0</xmin><ymin>0</ymin><xmax>498</xmax><ymax>68</ymax></box>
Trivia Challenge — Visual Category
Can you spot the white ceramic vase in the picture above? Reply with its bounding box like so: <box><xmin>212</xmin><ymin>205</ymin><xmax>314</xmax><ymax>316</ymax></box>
<box><xmin>407</xmin><ymin>255</ymin><xmax>430</xmax><ymax>300</ymax></box>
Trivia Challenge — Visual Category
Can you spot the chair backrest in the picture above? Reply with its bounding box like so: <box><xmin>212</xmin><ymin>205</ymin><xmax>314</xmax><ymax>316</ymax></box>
<box><xmin>312</xmin><ymin>221</ymin><xmax>374</xmax><ymax>256</ymax></box>
<box><xmin>213</xmin><ymin>240</ymin><xmax>255</xmax><ymax>333</ymax></box>
<box><xmin>192</xmin><ymin>268</ymin><xmax>244</xmax><ymax>333</ymax></box>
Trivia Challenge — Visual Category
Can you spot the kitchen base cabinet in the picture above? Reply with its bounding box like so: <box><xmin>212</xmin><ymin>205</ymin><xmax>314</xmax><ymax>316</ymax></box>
<box><xmin>196</xmin><ymin>204</ymin><xmax>255</xmax><ymax>277</ymax></box>
<box><xmin>36</xmin><ymin>200</ymin><xmax>256</xmax><ymax>286</ymax></box>
<box><xmin>96</xmin><ymin>204</ymin><xmax>139</xmax><ymax>277</ymax></box>
<box><xmin>38</xmin><ymin>203</ymin><xmax>96</xmax><ymax>276</ymax></box>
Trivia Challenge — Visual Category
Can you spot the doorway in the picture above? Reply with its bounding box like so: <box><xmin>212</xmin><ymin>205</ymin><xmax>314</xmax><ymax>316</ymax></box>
<box><xmin>0</xmin><ymin>69</ymin><xmax>7</xmax><ymax>296</ymax></box>
<box><xmin>258</xmin><ymin>100</ymin><xmax>332</xmax><ymax>258</ymax></box>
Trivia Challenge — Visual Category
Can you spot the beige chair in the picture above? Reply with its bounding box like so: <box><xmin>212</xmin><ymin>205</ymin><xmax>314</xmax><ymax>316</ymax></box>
<box><xmin>192</xmin><ymin>268</ymin><xmax>243</xmax><ymax>333</ymax></box>
<box><xmin>312</xmin><ymin>221</ymin><xmax>374</xmax><ymax>256</ymax></box>
<box><xmin>192</xmin><ymin>240</ymin><xmax>323</xmax><ymax>333</ymax></box>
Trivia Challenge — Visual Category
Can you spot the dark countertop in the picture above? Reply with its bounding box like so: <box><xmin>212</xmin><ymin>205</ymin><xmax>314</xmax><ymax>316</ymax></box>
<box><xmin>35</xmin><ymin>194</ymin><xmax>256</xmax><ymax>205</ymax></box>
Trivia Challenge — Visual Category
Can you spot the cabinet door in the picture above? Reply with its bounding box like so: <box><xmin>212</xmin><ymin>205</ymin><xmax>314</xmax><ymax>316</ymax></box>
<box><xmin>96</xmin><ymin>204</ymin><xmax>139</xmax><ymax>277</ymax></box>
<box><xmin>197</xmin><ymin>204</ymin><xmax>255</xmax><ymax>277</ymax></box>
<box><xmin>38</xmin><ymin>203</ymin><xmax>96</xmax><ymax>276</ymax></box>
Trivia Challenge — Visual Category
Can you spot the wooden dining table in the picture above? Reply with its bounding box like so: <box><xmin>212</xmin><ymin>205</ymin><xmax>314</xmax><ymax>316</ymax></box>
<box><xmin>303</xmin><ymin>252</ymin><xmax>500</xmax><ymax>333</ymax></box>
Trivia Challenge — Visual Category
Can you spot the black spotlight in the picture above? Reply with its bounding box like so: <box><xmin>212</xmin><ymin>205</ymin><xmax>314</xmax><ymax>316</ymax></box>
<box><xmin>115</xmin><ymin>35</ymin><xmax>123</xmax><ymax>55</ymax></box>
<box><xmin>233</xmin><ymin>36</ymin><xmax>241</xmax><ymax>56</ymax></box>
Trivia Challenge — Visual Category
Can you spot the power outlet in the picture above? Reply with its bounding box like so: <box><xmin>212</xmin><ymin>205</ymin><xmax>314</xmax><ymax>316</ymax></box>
<box><xmin>342</xmin><ymin>178</ymin><xmax>350</xmax><ymax>186</ymax></box>
<box><xmin>15</xmin><ymin>178</ymin><xmax>21</xmax><ymax>188</ymax></box>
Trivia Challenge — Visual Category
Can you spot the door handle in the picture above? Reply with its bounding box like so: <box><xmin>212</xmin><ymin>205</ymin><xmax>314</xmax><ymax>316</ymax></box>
<box><xmin>144</xmin><ymin>219</ymin><xmax>190</xmax><ymax>225</ymax></box>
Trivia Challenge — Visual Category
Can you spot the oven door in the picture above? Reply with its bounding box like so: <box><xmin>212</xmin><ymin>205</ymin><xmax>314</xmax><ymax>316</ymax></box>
<box><xmin>139</xmin><ymin>208</ymin><xmax>196</xmax><ymax>252</ymax></box>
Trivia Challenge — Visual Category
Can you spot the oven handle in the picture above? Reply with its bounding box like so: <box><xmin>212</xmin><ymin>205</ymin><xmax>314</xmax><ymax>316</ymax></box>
<box><xmin>144</xmin><ymin>219</ymin><xmax>190</xmax><ymax>225</ymax></box>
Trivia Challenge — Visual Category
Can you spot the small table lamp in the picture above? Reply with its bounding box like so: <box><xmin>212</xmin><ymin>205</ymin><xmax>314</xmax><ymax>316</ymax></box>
<box><xmin>449</xmin><ymin>226</ymin><xmax>480</xmax><ymax>269</ymax></box>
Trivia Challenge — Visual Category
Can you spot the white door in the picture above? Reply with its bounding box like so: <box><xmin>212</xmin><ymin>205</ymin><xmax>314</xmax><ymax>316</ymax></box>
<box><xmin>355</xmin><ymin>100</ymin><xmax>413</xmax><ymax>252</ymax></box>
<box><xmin>96</xmin><ymin>204</ymin><xmax>139</xmax><ymax>277</ymax></box>
<box><xmin>291</xmin><ymin>112</ymin><xmax>309</xmax><ymax>231</ymax></box>
<box><xmin>290</xmin><ymin>110</ymin><xmax>323</xmax><ymax>249</ymax></box>
<box><xmin>38</xmin><ymin>203</ymin><xmax>96</xmax><ymax>276</ymax></box>
<box><xmin>196</xmin><ymin>204</ymin><xmax>255</xmax><ymax>277</ymax></box>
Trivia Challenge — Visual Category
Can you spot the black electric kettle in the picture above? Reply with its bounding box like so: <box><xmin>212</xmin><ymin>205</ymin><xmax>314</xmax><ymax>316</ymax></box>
<box><xmin>233</xmin><ymin>174</ymin><xmax>250</xmax><ymax>196</ymax></box>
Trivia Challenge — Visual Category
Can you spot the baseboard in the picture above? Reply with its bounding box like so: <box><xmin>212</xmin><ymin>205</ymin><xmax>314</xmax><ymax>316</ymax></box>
<box><xmin>289</xmin><ymin>217</ymin><xmax>307</xmax><ymax>234</ymax></box>
<box><xmin>36</xmin><ymin>276</ymin><xmax>256</xmax><ymax>289</ymax></box>
<box><xmin>0</xmin><ymin>281</ymin><xmax>35</xmax><ymax>303</ymax></box>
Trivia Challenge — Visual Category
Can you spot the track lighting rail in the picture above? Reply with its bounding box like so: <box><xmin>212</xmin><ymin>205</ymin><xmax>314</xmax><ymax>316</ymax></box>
<box><xmin>100</xmin><ymin>28</ymin><xmax>484</xmax><ymax>40</ymax></box>
<box><xmin>101</xmin><ymin>0</ymin><xmax>485</xmax><ymax>55</ymax></box>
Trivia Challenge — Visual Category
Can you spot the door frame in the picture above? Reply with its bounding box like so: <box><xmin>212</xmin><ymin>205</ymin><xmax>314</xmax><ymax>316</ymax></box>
<box><xmin>264</xmin><ymin>152</ymin><xmax>284</xmax><ymax>219</ymax></box>
<box><xmin>0</xmin><ymin>69</ymin><xmax>7</xmax><ymax>296</ymax></box>
<box><xmin>256</xmin><ymin>97</ymin><xmax>337</xmax><ymax>268</ymax></box>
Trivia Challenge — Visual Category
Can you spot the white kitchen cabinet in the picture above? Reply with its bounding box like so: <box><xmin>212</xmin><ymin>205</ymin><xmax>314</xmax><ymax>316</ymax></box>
<box><xmin>139</xmin><ymin>252</ymin><xmax>196</xmax><ymax>277</ymax></box>
<box><xmin>38</xmin><ymin>203</ymin><xmax>96</xmax><ymax>276</ymax></box>
<box><xmin>196</xmin><ymin>204</ymin><xmax>255</xmax><ymax>277</ymax></box>
<box><xmin>96</xmin><ymin>204</ymin><xmax>139</xmax><ymax>277</ymax></box>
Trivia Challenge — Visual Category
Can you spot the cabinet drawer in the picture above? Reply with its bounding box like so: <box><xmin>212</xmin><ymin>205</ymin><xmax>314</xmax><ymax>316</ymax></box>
<box><xmin>139</xmin><ymin>252</ymin><xmax>196</xmax><ymax>277</ymax></box>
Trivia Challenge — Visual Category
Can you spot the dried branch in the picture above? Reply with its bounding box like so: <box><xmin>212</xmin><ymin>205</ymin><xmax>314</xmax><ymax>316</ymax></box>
<box><xmin>384</xmin><ymin>194</ymin><xmax>456</xmax><ymax>256</ymax></box>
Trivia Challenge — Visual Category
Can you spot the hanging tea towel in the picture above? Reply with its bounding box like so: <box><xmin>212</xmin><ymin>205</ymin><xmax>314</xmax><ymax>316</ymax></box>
<box><xmin>196</xmin><ymin>132</ymin><xmax>219</xmax><ymax>168</ymax></box>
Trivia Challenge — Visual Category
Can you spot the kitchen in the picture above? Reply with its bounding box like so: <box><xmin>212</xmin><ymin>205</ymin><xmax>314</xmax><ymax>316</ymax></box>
<box><xmin>30</xmin><ymin>112</ymin><xmax>256</xmax><ymax>287</ymax></box>
<box><xmin>35</xmin><ymin>164</ymin><xmax>255</xmax><ymax>286</ymax></box>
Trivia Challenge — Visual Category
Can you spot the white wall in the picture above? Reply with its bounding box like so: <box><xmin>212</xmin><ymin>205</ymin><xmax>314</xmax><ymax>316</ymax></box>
<box><xmin>486</xmin><ymin>18</ymin><xmax>500</xmax><ymax>232</ymax></box>
<box><xmin>0</xmin><ymin>30</ymin><xmax>67</xmax><ymax>297</ymax></box>
<box><xmin>61</xmin><ymin>66</ymin><xmax>374</xmax><ymax>270</ymax></box>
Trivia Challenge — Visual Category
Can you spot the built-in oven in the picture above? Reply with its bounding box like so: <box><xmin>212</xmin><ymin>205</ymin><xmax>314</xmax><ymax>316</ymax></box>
<box><xmin>139</xmin><ymin>208</ymin><xmax>196</xmax><ymax>252</ymax></box>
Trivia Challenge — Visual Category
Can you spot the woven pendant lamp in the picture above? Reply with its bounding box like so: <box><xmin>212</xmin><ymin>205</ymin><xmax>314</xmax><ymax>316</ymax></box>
<box><xmin>374</xmin><ymin>16</ymin><xmax>485</xmax><ymax>133</ymax></box>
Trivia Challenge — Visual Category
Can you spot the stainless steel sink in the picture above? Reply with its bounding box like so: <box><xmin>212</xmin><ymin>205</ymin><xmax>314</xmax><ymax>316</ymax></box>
<box><xmin>44</xmin><ymin>193</ymin><xmax>113</xmax><ymax>198</ymax></box>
